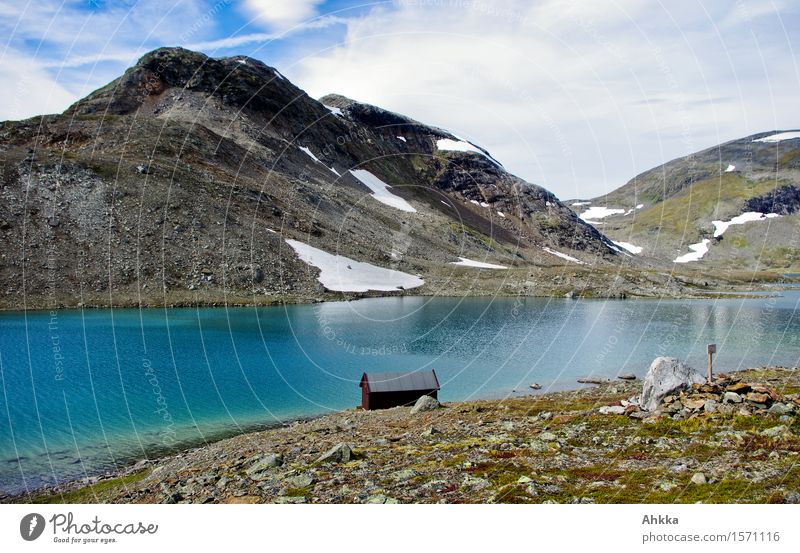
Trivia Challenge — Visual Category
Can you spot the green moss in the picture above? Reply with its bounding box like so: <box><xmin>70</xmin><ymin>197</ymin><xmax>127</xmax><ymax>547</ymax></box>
<box><xmin>284</xmin><ymin>485</ymin><xmax>312</xmax><ymax>497</ymax></box>
<box><xmin>631</xmin><ymin>173</ymin><xmax>784</xmax><ymax>240</ymax></box>
<box><xmin>26</xmin><ymin>469</ymin><xmax>151</xmax><ymax>504</ymax></box>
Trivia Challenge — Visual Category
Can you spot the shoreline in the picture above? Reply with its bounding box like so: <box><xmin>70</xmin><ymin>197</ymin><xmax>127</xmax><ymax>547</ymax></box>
<box><xmin>0</xmin><ymin>284</ymin><xmax>788</xmax><ymax>314</ymax></box>
<box><xmin>8</xmin><ymin>365</ymin><xmax>800</xmax><ymax>504</ymax></box>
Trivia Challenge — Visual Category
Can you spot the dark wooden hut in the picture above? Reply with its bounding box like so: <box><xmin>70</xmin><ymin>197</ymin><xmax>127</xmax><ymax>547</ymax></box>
<box><xmin>359</xmin><ymin>370</ymin><xmax>440</xmax><ymax>410</ymax></box>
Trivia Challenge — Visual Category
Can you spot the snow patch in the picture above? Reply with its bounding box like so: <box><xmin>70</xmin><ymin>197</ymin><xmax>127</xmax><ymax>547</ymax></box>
<box><xmin>237</xmin><ymin>59</ymin><xmax>247</xmax><ymax>65</ymax></box>
<box><xmin>397</xmin><ymin>136</ymin><xmax>406</xmax><ymax>142</ymax></box>
<box><xmin>323</xmin><ymin>104</ymin><xmax>343</xmax><ymax>116</ymax></box>
<box><xmin>349</xmin><ymin>169</ymin><xmax>416</xmax><ymax>212</ymax></box>
<box><xmin>613</xmin><ymin>241</ymin><xmax>643</xmax><ymax>254</ymax></box>
<box><xmin>753</xmin><ymin>131</ymin><xmax>800</xmax><ymax>143</ymax></box>
<box><xmin>436</xmin><ymin>138</ymin><xmax>502</xmax><ymax>166</ymax></box>
<box><xmin>286</xmin><ymin>239</ymin><xmax>424</xmax><ymax>292</ymax></box>
<box><xmin>636</xmin><ymin>204</ymin><xmax>644</xmax><ymax>209</ymax></box>
<box><xmin>450</xmin><ymin>257</ymin><xmax>508</xmax><ymax>269</ymax></box>
<box><xmin>497</xmin><ymin>211</ymin><xmax>505</xmax><ymax>218</ymax></box>
<box><xmin>299</xmin><ymin>146</ymin><xmax>320</xmax><ymax>164</ymax></box>
<box><xmin>724</xmin><ymin>164</ymin><xmax>736</xmax><ymax>172</ymax></box>
<box><xmin>329</xmin><ymin>166</ymin><xmax>340</xmax><ymax>176</ymax></box>
<box><xmin>579</xmin><ymin>206</ymin><xmax>625</xmax><ymax>221</ymax></box>
<box><xmin>542</xmin><ymin>247</ymin><xmax>584</xmax><ymax>264</ymax></box>
<box><xmin>480</xmin><ymin>202</ymin><xmax>490</xmax><ymax>208</ymax></box>
<box><xmin>572</xmin><ymin>201</ymin><xmax>591</xmax><ymax>207</ymax></box>
<box><xmin>712</xmin><ymin>212</ymin><xmax>780</xmax><ymax>237</ymax></box>
<box><xmin>673</xmin><ymin>239</ymin><xmax>711</xmax><ymax>263</ymax></box>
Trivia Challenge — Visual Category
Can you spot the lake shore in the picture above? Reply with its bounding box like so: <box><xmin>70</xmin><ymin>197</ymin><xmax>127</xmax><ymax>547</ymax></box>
<box><xmin>10</xmin><ymin>365</ymin><xmax>800</xmax><ymax>504</ymax></box>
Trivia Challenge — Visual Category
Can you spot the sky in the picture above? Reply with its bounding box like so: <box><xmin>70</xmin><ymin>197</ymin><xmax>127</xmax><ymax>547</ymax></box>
<box><xmin>1</xmin><ymin>0</ymin><xmax>798</xmax><ymax>199</ymax></box>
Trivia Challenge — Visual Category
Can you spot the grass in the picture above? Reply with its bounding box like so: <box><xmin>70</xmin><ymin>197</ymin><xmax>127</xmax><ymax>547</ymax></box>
<box><xmin>25</xmin><ymin>469</ymin><xmax>151</xmax><ymax>504</ymax></box>
<box><xmin>631</xmin><ymin>173</ymin><xmax>785</xmax><ymax>241</ymax></box>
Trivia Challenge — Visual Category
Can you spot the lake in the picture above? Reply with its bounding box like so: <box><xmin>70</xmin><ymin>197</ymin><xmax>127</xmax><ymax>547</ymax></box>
<box><xmin>2</xmin><ymin>292</ymin><xmax>800</xmax><ymax>495</ymax></box>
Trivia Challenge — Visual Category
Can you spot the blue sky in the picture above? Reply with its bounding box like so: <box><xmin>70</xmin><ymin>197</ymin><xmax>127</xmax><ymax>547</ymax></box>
<box><xmin>1</xmin><ymin>0</ymin><xmax>798</xmax><ymax>199</ymax></box>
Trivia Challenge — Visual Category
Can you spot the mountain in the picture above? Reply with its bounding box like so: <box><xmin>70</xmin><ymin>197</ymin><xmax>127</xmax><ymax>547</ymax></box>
<box><xmin>570</xmin><ymin>131</ymin><xmax>800</xmax><ymax>270</ymax></box>
<box><xmin>1</xmin><ymin>47</ymin><xmax>727</xmax><ymax>309</ymax></box>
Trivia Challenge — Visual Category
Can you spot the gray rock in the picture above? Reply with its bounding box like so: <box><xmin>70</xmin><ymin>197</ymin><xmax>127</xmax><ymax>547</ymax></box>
<box><xmin>421</xmin><ymin>426</ymin><xmax>441</xmax><ymax>436</ymax></box>
<box><xmin>768</xmin><ymin>402</ymin><xmax>795</xmax><ymax>416</ymax></box>
<box><xmin>392</xmin><ymin>468</ymin><xmax>417</xmax><ymax>481</ymax></box>
<box><xmin>410</xmin><ymin>394</ymin><xmax>440</xmax><ymax>414</ymax></box>
<box><xmin>640</xmin><ymin>357</ymin><xmax>706</xmax><ymax>411</ymax></box>
<box><xmin>703</xmin><ymin>399</ymin><xmax>719</xmax><ymax>413</ymax></box>
<box><xmin>529</xmin><ymin>382</ymin><xmax>542</xmax><ymax>390</ymax></box>
<box><xmin>316</xmin><ymin>442</ymin><xmax>353</xmax><ymax>463</ymax></box>
<box><xmin>691</xmin><ymin>472</ymin><xmax>707</xmax><ymax>485</ymax></box>
<box><xmin>761</xmin><ymin>425</ymin><xmax>790</xmax><ymax>438</ymax></box>
<box><xmin>246</xmin><ymin>453</ymin><xmax>283</xmax><ymax>476</ymax></box>
<box><xmin>283</xmin><ymin>473</ymin><xmax>315</xmax><ymax>488</ymax></box>
<box><xmin>617</xmin><ymin>373</ymin><xmax>637</xmax><ymax>380</ymax></box>
<box><xmin>539</xmin><ymin>431</ymin><xmax>558</xmax><ymax>442</ymax></box>
<box><xmin>598</xmin><ymin>405</ymin><xmax>626</xmax><ymax>415</ymax></box>
<box><xmin>723</xmin><ymin>391</ymin><xmax>743</xmax><ymax>403</ymax></box>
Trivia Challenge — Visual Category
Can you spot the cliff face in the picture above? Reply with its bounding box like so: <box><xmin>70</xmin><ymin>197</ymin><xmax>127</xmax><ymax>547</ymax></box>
<box><xmin>0</xmin><ymin>47</ymin><xmax>625</xmax><ymax>309</ymax></box>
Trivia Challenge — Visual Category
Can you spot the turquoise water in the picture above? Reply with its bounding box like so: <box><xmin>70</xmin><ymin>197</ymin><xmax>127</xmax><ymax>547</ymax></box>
<box><xmin>2</xmin><ymin>293</ymin><xmax>800</xmax><ymax>495</ymax></box>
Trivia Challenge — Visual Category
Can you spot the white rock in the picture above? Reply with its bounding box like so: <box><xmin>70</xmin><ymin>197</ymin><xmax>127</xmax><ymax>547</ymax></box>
<box><xmin>640</xmin><ymin>357</ymin><xmax>705</xmax><ymax>411</ymax></box>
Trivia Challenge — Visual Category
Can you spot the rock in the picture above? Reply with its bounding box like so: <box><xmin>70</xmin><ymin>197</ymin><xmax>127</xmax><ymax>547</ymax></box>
<box><xmin>767</xmin><ymin>402</ymin><xmax>795</xmax><ymax>416</ymax></box>
<box><xmin>618</xmin><ymin>373</ymin><xmax>637</xmax><ymax>380</ymax></box>
<box><xmin>517</xmin><ymin>475</ymin><xmax>533</xmax><ymax>484</ymax></box>
<box><xmin>421</xmin><ymin>426</ymin><xmax>440</xmax><ymax>436</ymax></box>
<box><xmin>275</xmin><ymin>496</ymin><xmax>306</xmax><ymax>504</ymax></box>
<box><xmin>529</xmin><ymin>383</ymin><xmax>542</xmax><ymax>390</ymax></box>
<box><xmin>723</xmin><ymin>391</ymin><xmax>743</xmax><ymax>404</ymax></box>
<box><xmin>703</xmin><ymin>399</ymin><xmax>719</xmax><ymax>413</ymax></box>
<box><xmin>598</xmin><ymin>405</ymin><xmax>626</xmax><ymax>415</ymax></box>
<box><xmin>745</xmin><ymin>392</ymin><xmax>771</xmax><ymax>404</ymax></box>
<box><xmin>316</xmin><ymin>442</ymin><xmax>353</xmax><ymax>463</ymax></box>
<box><xmin>691</xmin><ymin>472</ymin><xmax>707</xmax><ymax>485</ymax></box>
<box><xmin>726</xmin><ymin>382</ymin><xmax>751</xmax><ymax>394</ymax></box>
<box><xmin>539</xmin><ymin>431</ymin><xmax>558</xmax><ymax>442</ymax></box>
<box><xmin>565</xmin><ymin>291</ymin><xmax>576</xmax><ymax>299</ymax></box>
<box><xmin>136</xmin><ymin>164</ymin><xmax>151</xmax><ymax>174</ymax></box>
<box><xmin>761</xmin><ymin>425</ymin><xmax>790</xmax><ymax>438</ymax></box>
<box><xmin>640</xmin><ymin>357</ymin><xmax>706</xmax><ymax>411</ymax></box>
<box><xmin>283</xmin><ymin>473</ymin><xmax>314</xmax><ymax>488</ymax></box>
<box><xmin>392</xmin><ymin>468</ymin><xmax>417</xmax><ymax>481</ymax></box>
<box><xmin>682</xmin><ymin>398</ymin><xmax>706</xmax><ymax>410</ymax></box>
<box><xmin>246</xmin><ymin>453</ymin><xmax>283</xmax><ymax>476</ymax></box>
<box><xmin>577</xmin><ymin>377</ymin><xmax>612</xmax><ymax>385</ymax></box>
<box><xmin>410</xmin><ymin>394</ymin><xmax>440</xmax><ymax>414</ymax></box>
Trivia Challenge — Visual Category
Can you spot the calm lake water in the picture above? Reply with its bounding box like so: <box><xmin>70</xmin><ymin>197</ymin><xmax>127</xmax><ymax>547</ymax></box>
<box><xmin>2</xmin><ymin>292</ymin><xmax>800</xmax><ymax>495</ymax></box>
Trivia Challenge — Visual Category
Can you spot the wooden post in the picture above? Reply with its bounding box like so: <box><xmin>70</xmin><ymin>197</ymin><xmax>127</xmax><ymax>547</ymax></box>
<box><xmin>707</xmin><ymin>343</ymin><xmax>717</xmax><ymax>383</ymax></box>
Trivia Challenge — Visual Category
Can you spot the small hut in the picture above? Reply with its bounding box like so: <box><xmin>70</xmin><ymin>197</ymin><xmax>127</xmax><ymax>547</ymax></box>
<box><xmin>359</xmin><ymin>370</ymin><xmax>440</xmax><ymax>410</ymax></box>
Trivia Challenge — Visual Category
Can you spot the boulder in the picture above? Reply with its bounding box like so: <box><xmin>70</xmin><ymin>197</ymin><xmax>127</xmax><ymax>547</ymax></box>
<box><xmin>768</xmin><ymin>402</ymin><xmax>795</xmax><ymax>416</ymax></box>
<box><xmin>723</xmin><ymin>391</ymin><xmax>743</xmax><ymax>403</ymax></box>
<box><xmin>640</xmin><ymin>357</ymin><xmax>706</xmax><ymax>411</ymax></box>
<box><xmin>411</xmin><ymin>394</ymin><xmax>440</xmax><ymax>414</ymax></box>
<box><xmin>598</xmin><ymin>405</ymin><xmax>626</xmax><ymax>415</ymax></box>
<box><xmin>316</xmin><ymin>442</ymin><xmax>353</xmax><ymax>463</ymax></box>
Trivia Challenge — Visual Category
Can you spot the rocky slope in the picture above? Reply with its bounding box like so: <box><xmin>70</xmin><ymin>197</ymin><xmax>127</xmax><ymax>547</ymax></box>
<box><xmin>0</xmin><ymin>47</ymin><xmax>661</xmax><ymax>310</ymax></box>
<box><xmin>570</xmin><ymin>132</ymin><xmax>800</xmax><ymax>271</ymax></box>
<box><xmin>14</xmin><ymin>366</ymin><xmax>800</xmax><ymax>504</ymax></box>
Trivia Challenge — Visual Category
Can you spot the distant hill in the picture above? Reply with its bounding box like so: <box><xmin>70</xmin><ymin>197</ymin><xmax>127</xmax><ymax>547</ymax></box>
<box><xmin>569</xmin><ymin>131</ymin><xmax>800</xmax><ymax>270</ymax></box>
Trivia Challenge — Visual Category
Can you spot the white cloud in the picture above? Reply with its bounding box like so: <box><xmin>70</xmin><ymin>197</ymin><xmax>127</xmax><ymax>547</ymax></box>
<box><xmin>289</xmin><ymin>0</ymin><xmax>800</xmax><ymax>199</ymax></box>
<box><xmin>0</xmin><ymin>50</ymin><xmax>76</xmax><ymax>120</ymax></box>
<box><xmin>242</xmin><ymin>0</ymin><xmax>325</xmax><ymax>32</ymax></box>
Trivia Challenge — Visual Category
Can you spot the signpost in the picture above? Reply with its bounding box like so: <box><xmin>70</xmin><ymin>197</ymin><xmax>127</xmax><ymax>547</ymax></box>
<box><xmin>707</xmin><ymin>343</ymin><xmax>717</xmax><ymax>383</ymax></box>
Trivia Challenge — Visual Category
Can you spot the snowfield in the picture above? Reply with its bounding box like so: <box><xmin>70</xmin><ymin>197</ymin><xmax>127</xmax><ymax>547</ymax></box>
<box><xmin>542</xmin><ymin>247</ymin><xmax>584</xmax><ymax>264</ymax></box>
<box><xmin>673</xmin><ymin>239</ymin><xmax>711</xmax><ymax>263</ymax></box>
<box><xmin>286</xmin><ymin>239</ymin><xmax>424</xmax><ymax>292</ymax></box>
<box><xmin>753</xmin><ymin>131</ymin><xmax>800</xmax><ymax>143</ymax></box>
<box><xmin>450</xmin><ymin>257</ymin><xmax>508</xmax><ymax>269</ymax></box>
<box><xmin>612</xmin><ymin>241</ymin><xmax>643</xmax><ymax>254</ymax></box>
<box><xmin>725</xmin><ymin>164</ymin><xmax>736</xmax><ymax>172</ymax></box>
<box><xmin>712</xmin><ymin>212</ymin><xmax>780</xmax><ymax>238</ymax></box>
<box><xmin>579</xmin><ymin>206</ymin><xmax>625</xmax><ymax>222</ymax></box>
<box><xmin>350</xmin><ymin>169</ymin><xmax>417</xmax><ymax>212</ymax></box>
<box><xmin>299</xmin><ymin>146</ymin><xmax>321</xmax><ymax>163</ymax></box>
